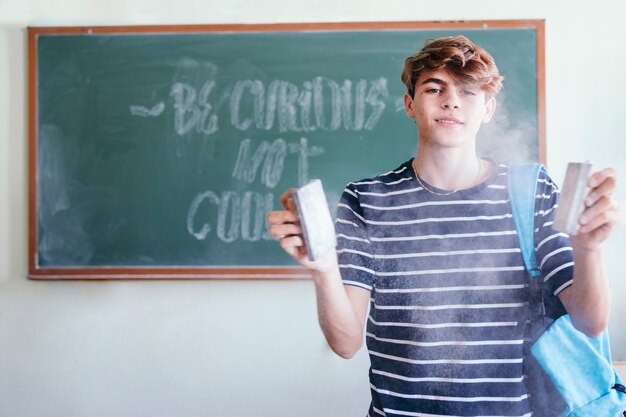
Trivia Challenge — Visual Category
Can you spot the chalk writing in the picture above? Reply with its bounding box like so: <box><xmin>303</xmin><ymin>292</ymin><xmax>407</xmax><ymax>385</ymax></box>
<box><xmin>131</xmin><ymin>74</ymin><xmax>389</xmax><ymax>136</ymax></box>
<box><xmin>230</xmin><ymin>77</ymin><xmax>389</xmax><ymax>133</ymax></box>
<box><xmin>127</xmin><ymin>65</ymin><xmax>374</xmax><ymax>244</ymax></box>
<box><xmin>130</xmin><ymin>102</ymin><xmax>165</xmax><ymax>117</ymax></box>
<box><xmin>231</xmin><ymin>138</ymin><xmax>286</xmax><ymax>188</ymax></box>
<box><xmin>187</xmin><ymin>190</ymin><xmax>274</xmax><ymax>243</ymax></box>
<box><xmin>288</xmin><ymin>137</ymin><xmax>324</xmax><ymax>186</ymax></box>
<box><xmin>170</xmin><ymin>80</ymin><xmax>219</xmax><ymax>136</ymax></box>
<box><xmin>232</xmin><ymin>137</ymin><xmax>323</xmax><ymax>189</ymax></box>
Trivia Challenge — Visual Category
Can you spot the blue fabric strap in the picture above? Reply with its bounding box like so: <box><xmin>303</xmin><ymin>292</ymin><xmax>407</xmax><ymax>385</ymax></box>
<box><xmin>508</xmin><ymin>163</ymin><xmax>544</xmax><ymax>279</ymax></box>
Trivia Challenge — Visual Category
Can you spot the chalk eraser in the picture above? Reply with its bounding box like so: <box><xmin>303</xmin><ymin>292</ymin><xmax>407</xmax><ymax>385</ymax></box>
<box><xmin>293</xmin><ymin>179</ymin><xmax>337</xmax><ymax>261</ymax></box>
<box><xmin>552</xmin><ymin>162</ymin><xmax>593</xmax><ymax>236</ymax></box>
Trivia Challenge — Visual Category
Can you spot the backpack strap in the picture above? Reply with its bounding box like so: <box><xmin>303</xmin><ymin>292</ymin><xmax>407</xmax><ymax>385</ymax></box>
<box><xmin>508</xmin><ymin>163</ymin><xmax>544</xmax><ymax>279</ymax></box>
<box><xmin>510</xmin><ymin>164</ymin><xmax>626</xmax><ymax>415</ymax></box>
<box><xmin>509</xmin><ymin>163</ymin><xmax>559</xmax><ymax>414</ymax></box>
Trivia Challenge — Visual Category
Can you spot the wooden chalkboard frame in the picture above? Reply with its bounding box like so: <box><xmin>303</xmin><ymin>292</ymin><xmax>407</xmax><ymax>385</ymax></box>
<box><xmin>28</xmin><ymin>20</ymin><xmax>546</xmax><ymax>280</ymax></box>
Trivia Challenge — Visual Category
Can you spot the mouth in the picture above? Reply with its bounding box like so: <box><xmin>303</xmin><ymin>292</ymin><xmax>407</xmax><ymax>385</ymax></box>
<box><xmin>435</xmin><ymin>117</ymin><xmax>463</xmax><ymax>125</ymax></box>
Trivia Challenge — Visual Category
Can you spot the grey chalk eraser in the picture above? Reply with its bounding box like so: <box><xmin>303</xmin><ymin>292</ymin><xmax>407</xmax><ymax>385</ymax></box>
<box><xmin>293</xmin><ymin>179</ymin><xmax>337</xmax><ymax>261</ymax></box>
<box><xmin>552</xmin><ymin>162</ymin><xmax>593</xmax><ymax>236</ymax></box>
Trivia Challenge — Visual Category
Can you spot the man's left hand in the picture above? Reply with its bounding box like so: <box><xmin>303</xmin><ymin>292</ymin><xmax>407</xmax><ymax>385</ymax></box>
<box><xmin>571</xmin><ymin>168</ymin><xmax>620</xmax><ymax>250</ymax></box>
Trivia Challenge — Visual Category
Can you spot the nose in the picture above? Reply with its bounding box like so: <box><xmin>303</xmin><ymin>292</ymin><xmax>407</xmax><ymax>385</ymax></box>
<box><xmin>441</xmin><ymin>90</ymin><xmax>461</xmax><ymax>110</ymax></box>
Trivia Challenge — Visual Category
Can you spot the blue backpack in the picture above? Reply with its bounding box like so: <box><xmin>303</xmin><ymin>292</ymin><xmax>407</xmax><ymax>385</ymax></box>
<box><xmin>508</xmin><ymin>163</ymin><xmax>626</xmax><ymax>417</ymax></box>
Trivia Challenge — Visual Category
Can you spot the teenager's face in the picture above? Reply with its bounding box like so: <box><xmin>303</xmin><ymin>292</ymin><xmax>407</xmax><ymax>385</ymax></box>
<box><xmin>404</xmin><ymin>69</ymin><xmax>496</xmax><ymax>148</ymax></box>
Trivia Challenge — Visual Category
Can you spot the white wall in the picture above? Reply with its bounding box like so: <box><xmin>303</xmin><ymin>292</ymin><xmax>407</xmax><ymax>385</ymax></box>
<box><xmin>1</xmin><ymin>1</ymin><xmax>625</xmax><ymax>416</ymax></box>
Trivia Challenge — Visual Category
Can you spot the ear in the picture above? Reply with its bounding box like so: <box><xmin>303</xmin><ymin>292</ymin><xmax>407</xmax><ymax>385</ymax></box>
<box><xmin>404</xmin><ymin>92</ymin><xmax>416</xmax><ymax>119</ymax></box>
<box><xmin>482</xmin><ymin>97</ymin><xmax>497</xmax><ymax>123</ymax></box>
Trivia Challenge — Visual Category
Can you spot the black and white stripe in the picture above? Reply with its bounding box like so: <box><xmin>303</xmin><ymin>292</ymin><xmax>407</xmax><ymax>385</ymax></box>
<box><xmin>336</xmin><ymin>159</ymin><xmax>573</xmax><ymax>417</ymax></box>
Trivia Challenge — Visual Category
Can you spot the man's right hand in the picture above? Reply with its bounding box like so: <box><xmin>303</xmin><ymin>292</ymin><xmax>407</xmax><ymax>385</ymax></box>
<box><xmin>267</xmin><ymin>188</ymin><xmax>369</xmax><ymax>359</ymax></box>
<box><xmin>266</xmin><ymin>188</ymin><xmax>339</xmax><ymax>275</ymax></box>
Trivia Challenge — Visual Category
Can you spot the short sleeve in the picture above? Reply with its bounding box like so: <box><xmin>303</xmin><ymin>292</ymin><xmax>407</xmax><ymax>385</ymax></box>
<box><xmin>335</xmin><ymin>183</ymin><xmax>376</xmax><ymax>291</ymax></box>
<box><xmin>534</xmin><ymin>169</ymin><xmax>574</xmax><ymax>297</ymax></box>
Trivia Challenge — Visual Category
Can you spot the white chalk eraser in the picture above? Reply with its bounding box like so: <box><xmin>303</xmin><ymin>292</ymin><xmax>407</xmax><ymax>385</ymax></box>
<box><xmin>552</xmin><ymin>162</ymin><xmax>593</xmax><ymax>235</ymax></box>
<box><xmin>293</xmin><ymin>179</ymin><xmax>337</xmax><ymax>261</ymax></box>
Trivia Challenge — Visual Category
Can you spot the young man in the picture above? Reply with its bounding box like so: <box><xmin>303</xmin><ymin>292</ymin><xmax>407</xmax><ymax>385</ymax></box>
<box><xmin>267</xmin><ymin>36</ymin><xmax>619</xmax><ymax>416</ymax></box>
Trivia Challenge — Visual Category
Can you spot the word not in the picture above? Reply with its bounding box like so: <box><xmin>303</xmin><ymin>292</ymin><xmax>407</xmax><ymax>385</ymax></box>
<box><xmin>231</xmin><ymin>137</ymin><xmax>323</xmax><ymax>189</ymax></box>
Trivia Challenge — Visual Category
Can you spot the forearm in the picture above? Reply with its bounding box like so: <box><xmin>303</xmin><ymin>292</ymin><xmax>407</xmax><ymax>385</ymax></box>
<box><xmin>311</xmin><ymin>267</ymin><xmax>367</xmax><ymax>359</ymax></box>
<box><xmin>558</xmin><ymin>166</ymin><xmax>619</xmax><ymax>337</ymax></box>
<box><xmin>266</xmin><ymin>197</ymin><xmax>368</xmax><ymax>357</ymax></box>
<box><xmin>563</xmin><ymin>247</ymin><xmax>611</xmax><ymax>337</ymax></box>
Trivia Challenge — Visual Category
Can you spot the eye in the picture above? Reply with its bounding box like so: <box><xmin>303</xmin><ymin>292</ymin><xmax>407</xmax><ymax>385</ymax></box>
<box><xmin>425</xmin><ymin>88</ymin><xmax>441</xmax><ymax>94</ymax></box>
<box><xmin>462</xmin><ymin>89</ymin><xmax>476</xmax><ymax>96</ymax></box>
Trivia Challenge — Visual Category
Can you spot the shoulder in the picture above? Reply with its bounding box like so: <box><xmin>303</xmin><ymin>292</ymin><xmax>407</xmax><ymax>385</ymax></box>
<box><xmin>504</xmin><ymin>164</ymin><xmax>561</xmax><ymax>208</ymax></box>
<box><xmin>338</xmin><ymin>160</ymin><xmax>414</xmax><ymax>216</ymax></box>
<box><xmin>344</xmin><ymin>160</ymin><xmax>414</xmax><ymax>195</ymax></box>
<box><xmin>536</xmin><ymin>167</ymin><xmax>559</xmax><ymax>192</ymax></box>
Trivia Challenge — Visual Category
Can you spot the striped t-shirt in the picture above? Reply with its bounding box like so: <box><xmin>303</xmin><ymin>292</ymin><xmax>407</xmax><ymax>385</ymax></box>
<box><xmin>336</xmin><ymin>159</ymin><xmax>574</xmax><ymax>417</ymax></box>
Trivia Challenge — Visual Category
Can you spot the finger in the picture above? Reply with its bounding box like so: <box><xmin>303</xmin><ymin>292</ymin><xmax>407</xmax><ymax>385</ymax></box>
<box><xmin>279</xmin><ymin>189</ymin><xmax>298</xmax><ymax>211</ymax></box>
<box><xmin>585</xmin><ymin>174</ymin><xmax>617</xmax><ymax>207</ymax></box>
<box><xmin>269</xmin><ymin>223</ymin><xmax>302</xmax><ymax>240</ymax></box>
<box><xmin>281</xmin><ymin>243</ymin><xmax>306</xmax><ymax>260</ymax></box>
<box><xmin>578</xmin><ymin>197</ymin><xmax>620</xmax><ymax>233</ymax></box>
<box><xmin>580</xmin><ymin>195</ymin><xmax>614</xmax><ymax>225</ymax></box>
<box><xmin>578</xmin><ymin>211</ymin><xmax>619</xmax><ymax>235</ymax></box>
<box><xmin>289</xmin><ymin>248</ymin><xmax>313</xmax><ymax>266</ymax></box>
<box><xmin>279</xmin><ymin>235</ymin><xmax>305</xmax><ymax>250</ymax></box>
<box><xmin>266</xmin><ymin>210</ymin><xmax>299</xmax><ymax>225</ymax></box>
<box><xmin>588</xmin><ymin>167</ymin><xmax>616</xmax><ymax>189</ymax></box>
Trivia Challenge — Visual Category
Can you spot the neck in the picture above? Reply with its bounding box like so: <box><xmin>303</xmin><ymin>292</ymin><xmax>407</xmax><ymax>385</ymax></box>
<box><xmin>413</xmin><ymin>146</ymin><xmax>487</xmax><ymax>191</ymax></box>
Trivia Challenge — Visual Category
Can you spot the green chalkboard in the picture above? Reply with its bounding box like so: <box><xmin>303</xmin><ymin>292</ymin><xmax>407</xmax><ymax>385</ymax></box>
<box><xmin>28</xmin><ymin>22</ymin><xmax>545</xmax><ymax>279</ymax></box>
